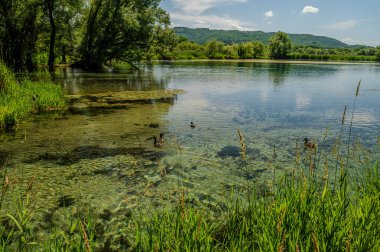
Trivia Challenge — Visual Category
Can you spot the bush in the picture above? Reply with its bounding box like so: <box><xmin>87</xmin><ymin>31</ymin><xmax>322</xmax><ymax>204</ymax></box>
<box><xmin>0</xmin><ymin>61</ymin><xmax>66</xmax><ymax>129</ymax></box>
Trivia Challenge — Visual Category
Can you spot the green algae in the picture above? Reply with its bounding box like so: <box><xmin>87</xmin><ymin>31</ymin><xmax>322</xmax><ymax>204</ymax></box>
<box><xmin>67</xmin><ymin>89</ymin><xmax>185</xmax><ymax>109</ymax></box>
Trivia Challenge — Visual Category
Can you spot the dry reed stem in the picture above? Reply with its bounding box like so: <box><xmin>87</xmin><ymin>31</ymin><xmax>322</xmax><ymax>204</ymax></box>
<box><xmin>80</xmin><ymin>220</ymin><xmax>91</xmax><ymax>252</ymax></box>
<box><xmin>342</xmin><ymin>105</ymin><xmax>347</xmax><ymax>125</ymax></box>
<box><xmin>355</xmin><ymin>80</ymin><xmax>361</xmax><ymax>97</ymax></box>
<box><xmin>237</xmin><ymin>129</ymin><xmax>246</xmax><ymax>160</ymax></box>
<box><xmin>277</xmin><ymin>207</ymin><xmax>286</xmax><ymax>234</ymax></box>
<box><xmin>278</xmin><ymin>231</ymin><xmax>286</xmax><ymax>252</ymax></box>
<box><xmin>312</xmin><ymin>233</ymin><xmax>319</xmax><ymax>252</ymax></box>
<box><xmin>345</xmin><ymin>229</ymin><xmax>352</xmax><ymax>252</ymax></box>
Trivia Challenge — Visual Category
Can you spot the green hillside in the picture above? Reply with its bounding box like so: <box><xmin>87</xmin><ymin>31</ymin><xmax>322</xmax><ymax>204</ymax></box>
<box><xmin>174</xmin><ymin>27</ymin><xmax>366</xmax><ymax>49</ymax></box>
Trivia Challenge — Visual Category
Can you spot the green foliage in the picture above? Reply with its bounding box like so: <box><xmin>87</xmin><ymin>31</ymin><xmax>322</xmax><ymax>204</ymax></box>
<box><xmin>133</xmin><ymin>162</ymin><xmax>380</xmax><ymax>251</ymax></box>
<box><xmin>269</xmin><ymin>31</ymin><xmax>292</xmax><ymax>59</ymax></box>
<box><xmin>135</xmin><ymin>206</ymin><xmax>215</xmax><ymax>251</ymax></box>
<box><xmin>0</xmin><ymin>0</ymin><xmax>42</xmax><ymax>71</ymax></box>
<box><xmin>75</xmin><ymin>0</ymin><xmax>170</xmax><ymax>69</ymax></box>
<box><xmin>205</xmin><ymin>40</ymin><xmax>225</xmax><ymax>59</ymax></box>
<box><xmin>174</xmin><ymin>27</ymin><xmax>365</xmax><ymax>49</ymax></box>
<box><xmin>376</xmin><ymin>46</ymin><xmax>380</xmax><ymax>61</ymax></box>
<box><xmin>0</xmin><ymin>61</ymin><xmax>66</xmax><ymax>129</ymax></box>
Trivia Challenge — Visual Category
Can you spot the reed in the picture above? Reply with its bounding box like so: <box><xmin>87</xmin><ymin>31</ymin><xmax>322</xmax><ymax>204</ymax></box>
<box><xmin>237</xmin><ymin>129</ymin><xmax>246</xmax><ymax>160</ymax></box>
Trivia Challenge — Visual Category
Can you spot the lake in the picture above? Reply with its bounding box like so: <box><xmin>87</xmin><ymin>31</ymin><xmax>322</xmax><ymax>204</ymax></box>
<box><xmin>1</xmin><ymin>61</ymin><xmax>380</xmax><ymax>237</ymax></box>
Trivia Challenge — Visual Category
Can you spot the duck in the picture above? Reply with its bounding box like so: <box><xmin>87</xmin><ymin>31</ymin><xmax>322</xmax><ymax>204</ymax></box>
<box><xmin>158</xmin><ymin>133</ymin><xmax>164</xmax><ymax>144</ymax></box>
<box><xmin>190</xmin><ymin>122</ymin><xmax>196</xmax><ymax>128</ymax></box>
<box><xmin>153</xmin><ymin>136</ymin><xmax>162</xmax><ymax>148</ymax></box>
<box><xmin>304</xmin><ymin>138</ymin><xmax>316</xmax><ymax>149</ymax></box>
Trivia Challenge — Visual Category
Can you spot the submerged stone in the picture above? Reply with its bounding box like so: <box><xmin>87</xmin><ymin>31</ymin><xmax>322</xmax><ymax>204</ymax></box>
<box><xmin>217</xmin><ymin>145</ymin><xmax>259</xmax><ymax>158</ymax></box>
<box><xmin>148</xmin><ymin>123</ymin><xmax>159</xmax><ymax>128</ymax></box>
<box><xmin>0</xmin><ymin>150</ymin><xmax>9</xmax><ymax>167</ymax></box>
<box><xmin>57</xmin><ymin>195</ymin><xmax>75</xmax><ymax>207</ymax></box>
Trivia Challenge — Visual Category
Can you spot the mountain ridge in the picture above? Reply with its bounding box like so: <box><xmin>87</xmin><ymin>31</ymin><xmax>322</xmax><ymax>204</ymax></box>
<box><xmin>174</xmin><ymin>27</ymin><xmax>368</xmax><ymax>49</ymax></box>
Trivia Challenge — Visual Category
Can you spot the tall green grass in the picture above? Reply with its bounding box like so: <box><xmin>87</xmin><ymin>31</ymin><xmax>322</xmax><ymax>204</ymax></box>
<box><xmin>133</xmin><ymin>161</ymin><xmax>379</xmax><ymax>251</ymax></box>
<box><xmin>0</xmin><ymin>61</ymin><xmax>66</xmax><ymax>129</ymax></box>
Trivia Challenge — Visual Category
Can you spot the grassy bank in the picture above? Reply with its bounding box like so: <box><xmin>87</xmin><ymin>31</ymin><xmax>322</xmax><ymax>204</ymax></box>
<box><xmin>0</xmin><ymin>61</ymin><xmax>66</xmax><ymax>130</ymax></box>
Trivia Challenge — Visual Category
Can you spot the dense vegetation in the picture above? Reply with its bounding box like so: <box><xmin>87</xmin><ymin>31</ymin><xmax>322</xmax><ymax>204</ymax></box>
<box><xmin>0</xmin><ymin>0</ymin><xmax>174</xmax><ymax>71</ymax></box>
<box><xmin>165</xmin><ymin>35</ymin><xmax>380</xmax><ymax>61</ymax></box>
<box><xmin>2</xmin><ymin>0</ymin><xmax>379</xmax><ymax>71</ymax></box>
<box><xmin>0</xmin><ymin>61</ymin><xmax>66</xmax><ymax>129</ymax></box>
<box><xmin>174</xmin><ymin>27</ymin><xmax>367</xmax><ymax>49</ymax></box>
<box><xmin>172</xmin><ymin>28</ymin><xmax>380</xmax><ymax>61</ymax></box>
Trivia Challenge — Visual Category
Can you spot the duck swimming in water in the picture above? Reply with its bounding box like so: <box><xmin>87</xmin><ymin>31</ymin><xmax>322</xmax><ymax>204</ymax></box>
<box><xmin>190</xmin><ymin>122</ymin><xmax>196</xmax><ymax>128</ymax></box>
<box><xmin>158</xmin><ymin>133</ymin><xmax>164</xmax><ymax>144</ymax></box>
<box><xmin>153</xmin><ymin>136</ymin><xmax>162</xmax><ymax>148</ymax></box>
<box><xmin>304</xmin><ymin>138</ymin><xmax>316</xmax><ymax>149</ymax></box>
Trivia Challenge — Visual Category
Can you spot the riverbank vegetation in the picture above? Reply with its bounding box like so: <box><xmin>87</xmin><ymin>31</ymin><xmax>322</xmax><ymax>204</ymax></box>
<box><xmin>165</xmin><ymin>32</ymin><xmax>380</xmax><ymax>62</ymax></box>
<box><xmin>0</xmin><ymin>61</ymin><xmax>66</xmax><ymax>130</ymax></box>
<box><xmin>0</xmin><ymin>0</ymin><xmax>173</xmax><ymax>71</ymax></box>
<box><xmin>1</xmin><ymin>1</ymin><xmax>379</xmax><ymax>72</ymax></box>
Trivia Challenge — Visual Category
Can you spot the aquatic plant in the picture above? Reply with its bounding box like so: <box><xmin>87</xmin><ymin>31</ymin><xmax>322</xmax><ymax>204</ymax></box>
<box><xmin>237</xmin><ymin>129</ymin><xmax>246</xmax><ymax>160</ymax></box>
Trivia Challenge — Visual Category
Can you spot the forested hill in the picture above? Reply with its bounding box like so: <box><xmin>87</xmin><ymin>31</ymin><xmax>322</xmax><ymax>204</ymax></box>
<box><xmin>174</xmin><ymin>27</ymin><xmax>365</xmax><ymax>48</ymax></box>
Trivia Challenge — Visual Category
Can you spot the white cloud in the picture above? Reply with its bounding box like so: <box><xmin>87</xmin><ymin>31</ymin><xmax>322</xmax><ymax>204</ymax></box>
<box><xmin>172</xmin><ymin>0</ymin><xmax>247</xmax><ymax>15</ymax></box>
<box><xmin>264</xmin><ymin>11</ymin><xmax>274</xmax><ymax>18</ymax></box>
<box><xmin>323</xmin><ymin>20</ymin><xmax>357</xmax><ymax>31</ymax></box>
<box><xmin>301</xmin><ymin>6</ymin><xmax>319</xmax><ymax>14</ymax></box>
<box><xmin>170</xmin><ymin>12</ymin><xmax>256</xmax><ymax>31</ymax></box>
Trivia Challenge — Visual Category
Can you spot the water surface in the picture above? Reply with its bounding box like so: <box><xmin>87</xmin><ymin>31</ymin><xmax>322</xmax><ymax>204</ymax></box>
<box><xmin>1</xmin><ymin>61</ymin><xmax>380</xmax><ymax>239</ymax></box>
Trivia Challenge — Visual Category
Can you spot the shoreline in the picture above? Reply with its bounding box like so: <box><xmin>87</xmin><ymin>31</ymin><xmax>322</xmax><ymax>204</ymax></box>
<box><xmin>156</xmin><ymin>58</ymin><xmax>380</xmax><ymax>65</ymax></box>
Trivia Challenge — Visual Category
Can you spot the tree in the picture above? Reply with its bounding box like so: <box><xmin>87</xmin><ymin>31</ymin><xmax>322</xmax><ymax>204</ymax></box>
<box><xmin>237</xmin><ymin>42</ymin><xmax>253</xmax><ymax>59</ymax></box>
<box><xmin>0</xmin><ymin>0</ymin><xmax>43</xmax><ymax>71</ymax></box>
<box><xmin>74</xmin><ymin>0</ymin><xmax>170</xmax><ymax>70</ymax></box>
<box><xmin>376</xmin><ymin>46</ymin><xmax>380</xmax><ymax>61</ymax></box>
<box><xmin>252</xmin><ymin>41</ymin><xmax>265</xmax><ymax>58</ymax></box>
<box><xmin>269</xmin><ymin>31</ymin><xmax>292</xmax><ymax>59</ymax></box>
<box><xmin>44</xmin><ymin>0</ymin><xmax>82</xmax><ymax>69</ymax></box>
<box><xmin>205</xmin><ymin>40</ymin><xmax>224</xmax><ymax>59</ymax></box>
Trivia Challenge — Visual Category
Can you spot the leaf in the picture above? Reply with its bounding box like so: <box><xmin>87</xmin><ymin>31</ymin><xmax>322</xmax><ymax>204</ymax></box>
<box><xmin>6</xmin><ymin>214</ymin><xmax>23</xmax><ymax>232</ymax></box>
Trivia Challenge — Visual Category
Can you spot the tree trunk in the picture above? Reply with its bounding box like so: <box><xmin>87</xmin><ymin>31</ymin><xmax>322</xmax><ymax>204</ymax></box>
<box><xmin>61</xmin><ymin>45</ymin><xmax>67</xmax><ymax>64</ymax></box>
<box><xmin>47</xmin><ymin>0</ymin><xmax>56</xmax><ymax>71</ymax></box>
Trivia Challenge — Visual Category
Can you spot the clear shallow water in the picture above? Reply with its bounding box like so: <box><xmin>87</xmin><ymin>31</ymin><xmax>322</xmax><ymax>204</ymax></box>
<box><xmin>1</xmin><ymin>61</ymin><xmax>380</xmax><ymax>239</ymax></box>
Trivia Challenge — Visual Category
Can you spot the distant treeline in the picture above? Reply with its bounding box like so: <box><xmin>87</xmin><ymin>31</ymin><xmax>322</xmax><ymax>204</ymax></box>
<box><xmin>173</xmin><ymin>27</ymin><xmax>369</xmax><ymax>49</ymax></box>
<box><xmin>158</xmin><ymin>31</ymin><xmax>380</xmax><ymax>62</ymax></box>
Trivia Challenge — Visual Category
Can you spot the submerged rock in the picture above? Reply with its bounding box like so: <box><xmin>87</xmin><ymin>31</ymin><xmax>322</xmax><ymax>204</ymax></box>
<box><xmin>0</xmin><ymin>150</ymin><xmax>9</xmax><ymax>167</ymax></box>
<box><xmin>217</xmin><ymin>145</ymin><xmax>260</xmax><ymax>158</ymax></box>
<box><xmin>57</xmin><ymin>195</ymin><xmax>75</xmax><ymax>207</ymax></box>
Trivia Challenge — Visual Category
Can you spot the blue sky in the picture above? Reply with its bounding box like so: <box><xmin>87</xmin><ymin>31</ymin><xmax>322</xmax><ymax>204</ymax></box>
<box><xmin>159</xmin><ymin>0</ymin><xmax>380</xmax><ymax>46</ymax></box>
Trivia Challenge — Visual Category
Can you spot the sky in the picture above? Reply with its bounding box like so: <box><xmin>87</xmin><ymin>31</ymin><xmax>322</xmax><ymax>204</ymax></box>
<box><xmin>159</xmin><ymin>0</ymin><xmax>380</xmax><ymax>46</ymax></box>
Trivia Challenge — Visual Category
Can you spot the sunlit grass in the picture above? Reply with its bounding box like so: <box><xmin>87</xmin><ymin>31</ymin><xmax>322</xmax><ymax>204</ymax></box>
<box><xmin>0</xmin><ymin>61</ymin><xmax>66</xmax><ymax>129</ymax></box>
